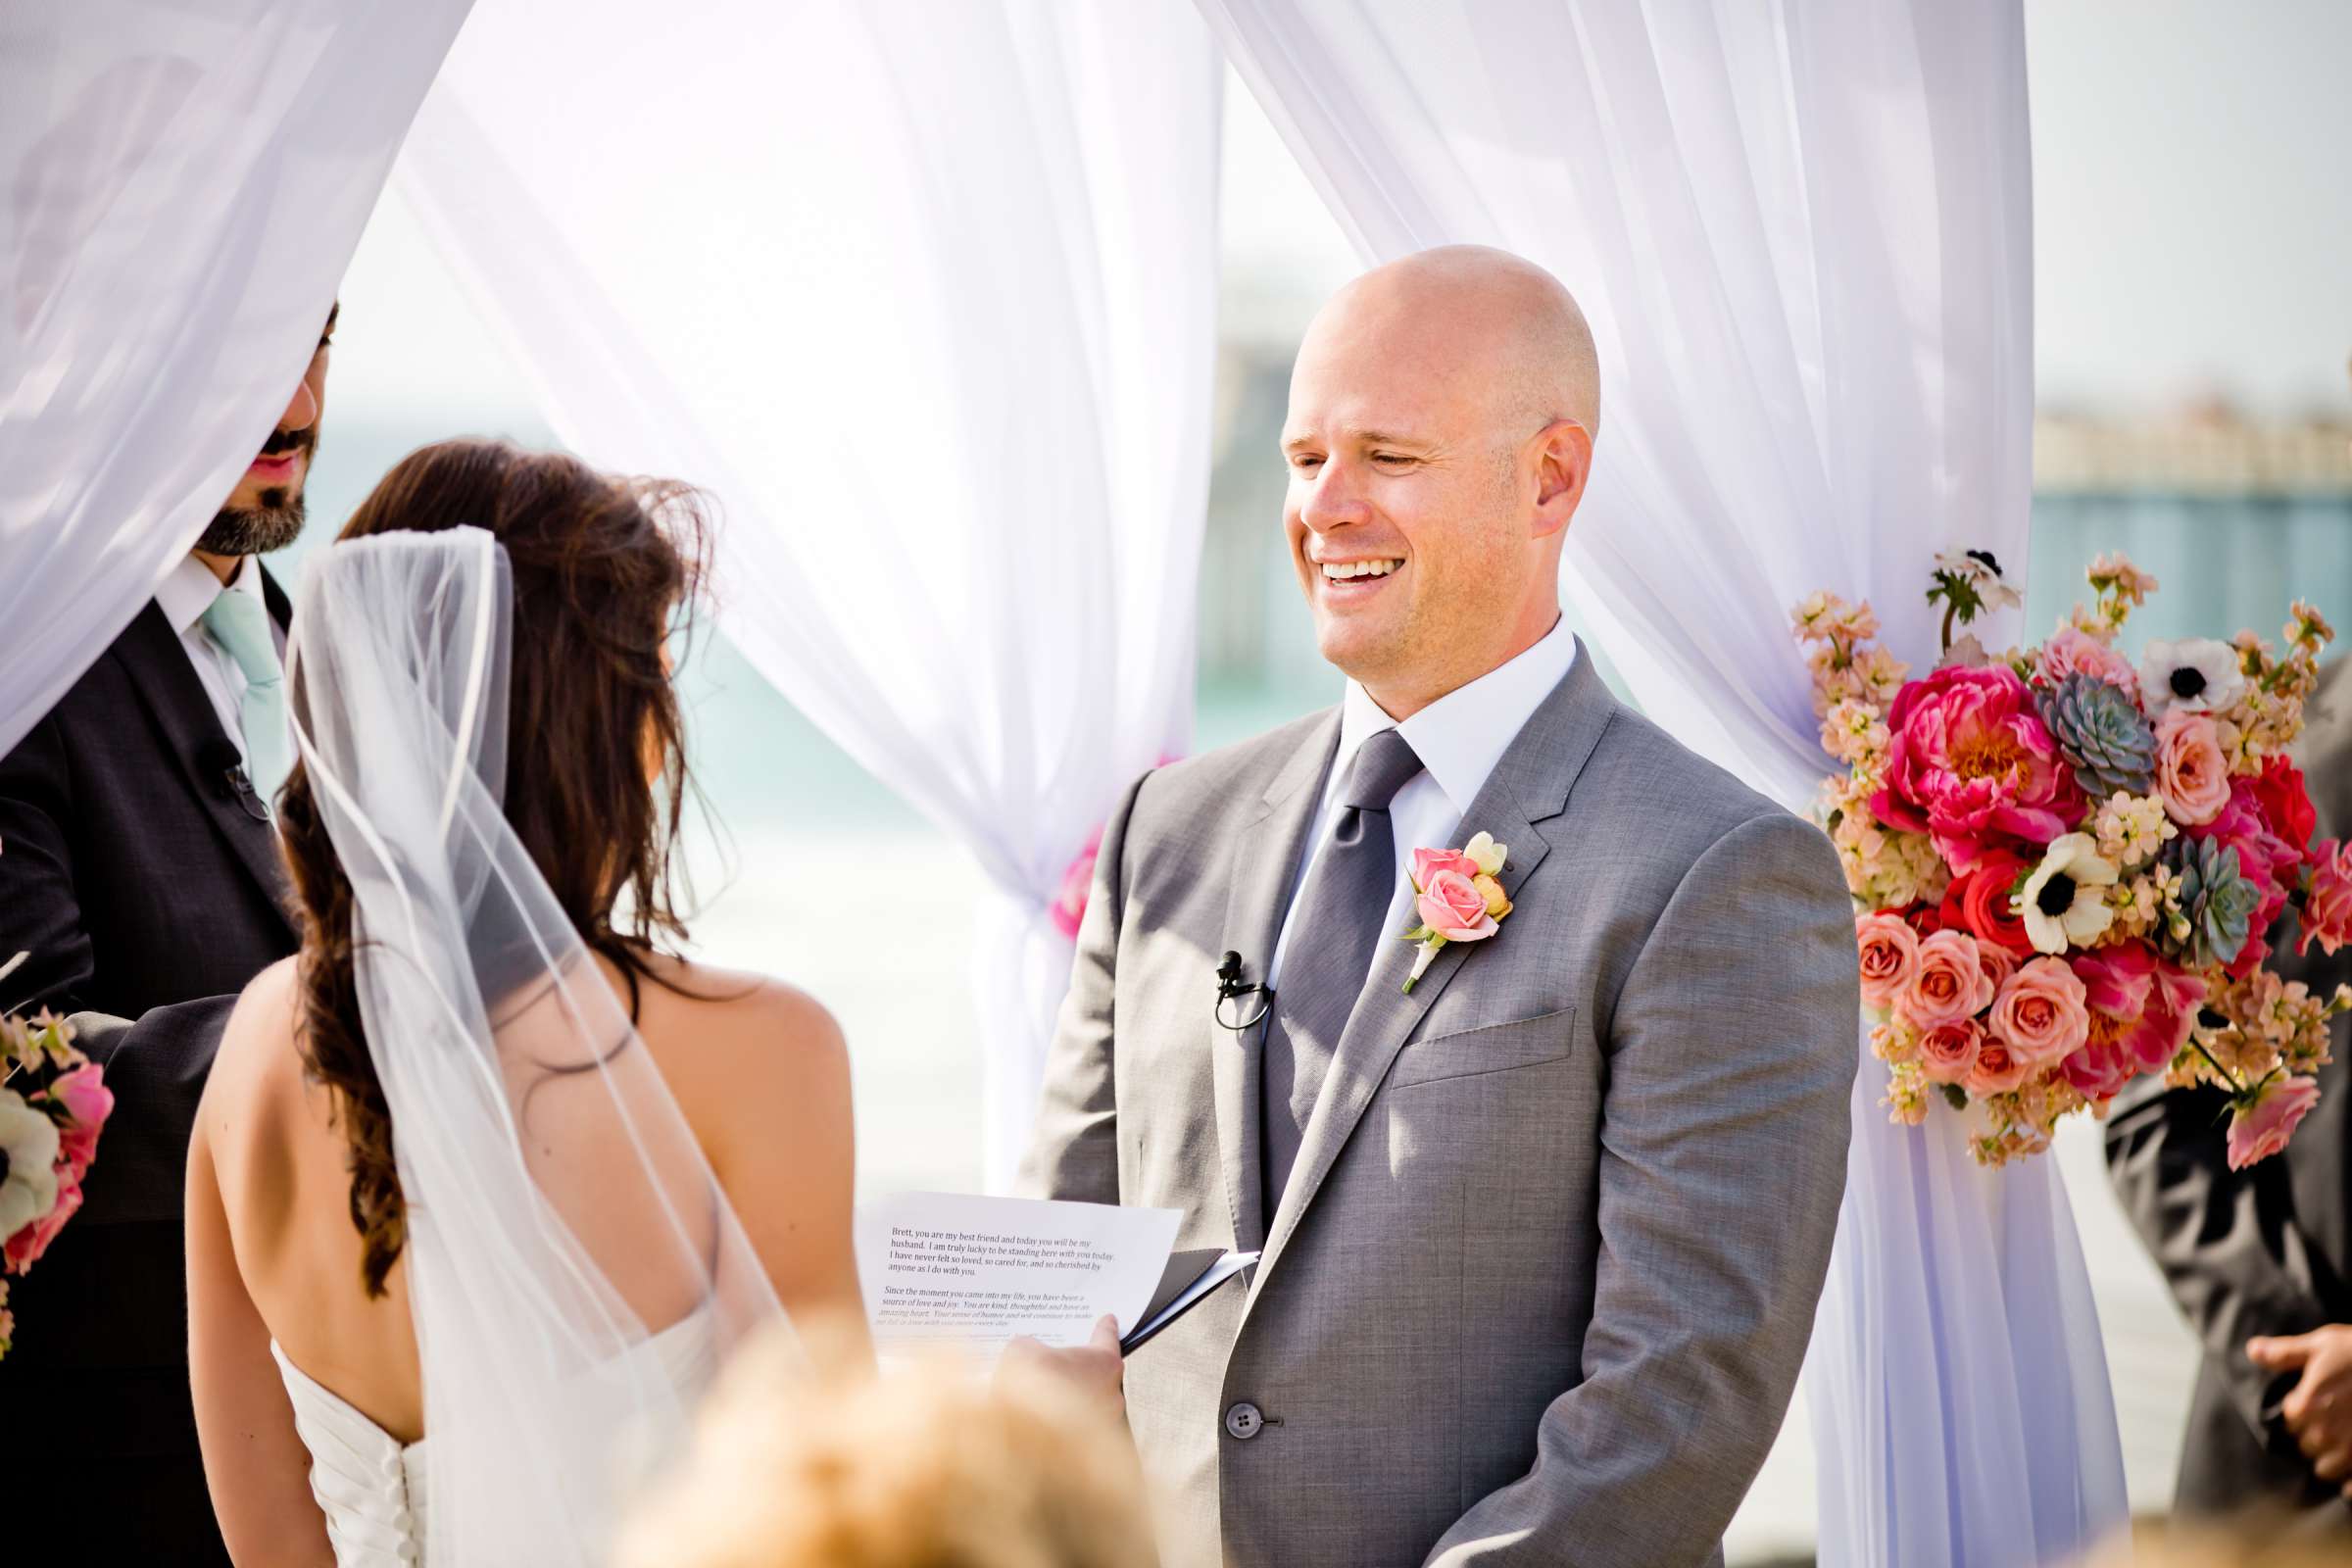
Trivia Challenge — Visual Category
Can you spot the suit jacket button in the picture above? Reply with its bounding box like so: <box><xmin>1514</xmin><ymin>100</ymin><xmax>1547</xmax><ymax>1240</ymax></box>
<box><xmin>1224</xmin><ymin>1401</ymin><xmax>1264</xmax><ymax>1441</ymax></box>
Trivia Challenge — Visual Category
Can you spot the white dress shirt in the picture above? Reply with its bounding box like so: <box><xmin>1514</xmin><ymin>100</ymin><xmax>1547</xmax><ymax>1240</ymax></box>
<box><xmin>153</xmin><ymin>553</ymin><xmax>284</xmax><ymax>766</ymax></box>
<box><xmin>1268</xmin><ymin>616</ymin><xmax>1578</xmax><ymax>991</ymax></box>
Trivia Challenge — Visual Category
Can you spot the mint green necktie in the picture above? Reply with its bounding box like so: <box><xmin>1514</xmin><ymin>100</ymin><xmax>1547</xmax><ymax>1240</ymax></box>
<box><xmin>198</xmin><ymin>586</ymin><xmax>291</xmax><ymax>808</ymax></box>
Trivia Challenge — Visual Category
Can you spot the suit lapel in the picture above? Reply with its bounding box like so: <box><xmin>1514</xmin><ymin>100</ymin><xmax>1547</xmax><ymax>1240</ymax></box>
<box><xmin>1250</xmin><ymin>648</ymin><xmax>1619</xmax><ymax>1295</ymax></box>
<box><xmin>113</xmin><ymin>600</ymin><xmax>296</xmax><ymax>935</ymax></box>
<box><xmin>1209</xmin><ymin>710</ymin><xmax>1340</xmax><ymax>1255</ymax></box>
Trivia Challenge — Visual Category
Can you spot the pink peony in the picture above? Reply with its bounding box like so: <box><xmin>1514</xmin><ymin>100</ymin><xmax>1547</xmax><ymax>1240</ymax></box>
<box><xmin>1897</xmin><ymin>929</ymin><xmax>1995</xmax><ymax>1029</ymax></box>
<box><xmin>1410</xmin><ymin>847</ymin><xmax>1482</xmax><ymax>890</ymax></box>
<box><xmin>2038</xmin><ymin>627</ymin><xmax>2142</xmax><ymax>692</ymax></box>
<box><xmin>1917</xmin><ymin>1018</ymin><xmax>1984</xmax><ymax>1086</ymax></box>
<box><xmin>1854</xmin><ymin>911</ymin><xmax>1921</xmax><ymax>1013</ymax></box>
<box><xmin>2190</xmin><ymin>780</ymin><xmax>2302</xmax><ymax>974</ymax></box>
<box><xmin>1987</xmin><ymin>956</ymin><xmax>2091</xmax><ymax>1067</ymax></box>
<box><xmin>1965</xmin><ymin>1039</ymin><xmax>2033</xmax><ymax>1097</ymax></box>
<box><xmin>1415</xmin><ymin>870</ymin><xmax>1498</xmax><ymax>943</ymax></box>
<box><xmin>1871</xmin><ymin>664</ymin><xmax>2081</xmax><ymax>870</ymax></box>
<box><xmin>2227</xmin><ymin>1076</ymin><xmax>2322</xmax><ymax>1170</ymax></box>
<box><xmin>2154</xmin><ymin>708</ymin><xmax>2231</xmax><ymax>826</ymax></box>
<box><xmin>2301</xmin><ymin>839</ymin><xmax>2352</xmax><ymax>957</ymax></box>
<box><xmin>2063</xmin><ymin>942</ymin><xmax>2202</xmax><ymax>1100</ymax></box>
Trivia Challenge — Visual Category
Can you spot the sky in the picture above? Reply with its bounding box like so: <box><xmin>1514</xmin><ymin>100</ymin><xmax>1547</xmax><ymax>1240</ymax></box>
<box><xmin>335</xmin><ymin>2</ymin><xmax>2351</xmax><ymax>427</ymax></box>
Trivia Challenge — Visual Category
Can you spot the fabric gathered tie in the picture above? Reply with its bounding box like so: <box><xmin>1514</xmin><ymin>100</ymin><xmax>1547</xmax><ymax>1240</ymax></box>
<box><xmin>199</xmin><ymin>585</ymin><xmax>291</xmax><ymax>808</ymax></box>
<box><xmin>1259</xmin><ymin>726</ymin><xmax>1425</xmax><ymax>1213</ymax></box>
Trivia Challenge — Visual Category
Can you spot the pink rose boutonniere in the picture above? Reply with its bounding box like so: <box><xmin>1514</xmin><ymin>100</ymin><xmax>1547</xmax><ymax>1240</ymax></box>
<box><xmin>1398</xmin><ymin>831</ymin><xmax>1512</xmax><ymax>993</ymax></box>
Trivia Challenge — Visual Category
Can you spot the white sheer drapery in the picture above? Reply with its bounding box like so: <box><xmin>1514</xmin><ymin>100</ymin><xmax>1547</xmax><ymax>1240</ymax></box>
<box><xmin>1200</xmin><ymin>1</ymin><xmax>2128</xmax><ymax>1561</ymax></box>
<box><xmin>396</xmin><ymin>0</ymin><xmax>1221</xmax><ymax>1189</ymax></box>
<box><xmin>0</xmin><ymin>1</ymin><xmax>472</xmax><ymax>758</ymax></box>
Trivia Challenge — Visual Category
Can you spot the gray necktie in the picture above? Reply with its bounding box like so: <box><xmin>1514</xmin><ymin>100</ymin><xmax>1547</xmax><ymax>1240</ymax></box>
<box><xmin>1262</xmin><ymin>727</ymin><xmax>1425</xmax><ymax>1211</ymax></box>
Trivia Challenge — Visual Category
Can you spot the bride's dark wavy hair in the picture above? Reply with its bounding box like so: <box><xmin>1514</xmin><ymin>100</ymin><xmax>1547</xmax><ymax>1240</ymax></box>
<box><xmin>275</xmin><ymin>438</ymin><xmax>712</xmax><ymax>1298</ymax></box>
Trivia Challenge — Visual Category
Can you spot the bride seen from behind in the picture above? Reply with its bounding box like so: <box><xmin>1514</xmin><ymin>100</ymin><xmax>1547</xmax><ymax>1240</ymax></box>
<box><xmin>186</xmin><ymin>439</ymin><xmax>864</xmax><ymax>1566</ymax></box>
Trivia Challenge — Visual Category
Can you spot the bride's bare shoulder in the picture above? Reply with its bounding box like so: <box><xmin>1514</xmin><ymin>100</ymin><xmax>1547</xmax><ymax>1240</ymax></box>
<box><xmin>208</xmin><ymin>956</ymin><xmax>304</xmax><ymax>1086</ymax></box>
<box><xmin>631</xmin><ymin>954</ymin><xmax>849</xmax><ymax>1096</ymax></box>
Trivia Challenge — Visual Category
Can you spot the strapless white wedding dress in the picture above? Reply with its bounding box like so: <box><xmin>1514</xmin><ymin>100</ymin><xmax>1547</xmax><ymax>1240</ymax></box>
<box><xmin>270</xmin><ymin>1312</ymin><xmax>719</xmax><ymax>1567</ymax></box>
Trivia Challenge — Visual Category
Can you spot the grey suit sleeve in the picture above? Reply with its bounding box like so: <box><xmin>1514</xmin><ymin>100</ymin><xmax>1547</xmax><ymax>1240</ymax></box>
<box><xmin>2103</xmin><ymin>1078</ymin><xmax>2336</xmax><ymax>1456</ymax></box>
<box><xmin>1016</xmin><ymin>770</ymin><xmax>1150</xmax><ymax>1205</ymax></box>
<box><xmin>1426</xmin><ymin>810</ymin><xmax>1860</xmax><ymax>1567</ymax></box>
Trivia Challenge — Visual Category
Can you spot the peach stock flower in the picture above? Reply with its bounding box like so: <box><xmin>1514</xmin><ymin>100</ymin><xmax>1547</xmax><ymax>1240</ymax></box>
<box><xmin>1898</xmin><ymin>929</ymin><xmax>1994</xmax><ymax>1029</ymax></box>
<box><xmin>2155</xmin><ymin>708</ymin><xmax>2231</xmax><ymax>825</ymax></box>
<box><xmin>1987</xmin><ymin>957</ymin><xmax>2092</xmax><ymax>1067</ymax></box>
<box><xmin>1854</xmin><ymin>911</ymin><xmax>1921</xmax><ymax>1013</ymax></box>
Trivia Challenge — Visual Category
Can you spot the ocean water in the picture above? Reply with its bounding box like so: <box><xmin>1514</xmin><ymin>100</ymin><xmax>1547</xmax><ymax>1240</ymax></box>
<box><xmin>287</xmin><ymin>420</ymin><xmax>2349</xmax><ymax>1558</ymax></box>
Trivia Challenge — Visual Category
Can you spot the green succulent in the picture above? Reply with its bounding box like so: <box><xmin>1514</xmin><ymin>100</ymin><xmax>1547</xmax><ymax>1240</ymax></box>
<box><xmin>2038</xmin><ymin>672</ymin><xmax>2157</xmax><ymax>800</ymax></box>
<box><xmin>2161</xmin><ymin>837</ymin><xmax>2260</xmax><ymax>969</ymax></box>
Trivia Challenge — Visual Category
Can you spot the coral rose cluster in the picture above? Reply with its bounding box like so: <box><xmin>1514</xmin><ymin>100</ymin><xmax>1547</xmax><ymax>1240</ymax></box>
<box><xmin>1800</xmin><ymin>556</ymin><xmax>2346</xmax><ymax>1168</ymax></box>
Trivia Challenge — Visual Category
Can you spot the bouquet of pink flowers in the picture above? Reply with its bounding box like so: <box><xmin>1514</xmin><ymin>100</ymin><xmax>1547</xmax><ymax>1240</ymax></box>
<box><xmin>1795</xmin><ymin>553</ymin><xmax>2352</xmax><ymax>1166</ymax></box>
<box><xmin>0</xmin><ymin>952</ymin><xmax>115</xmax><ymax>1360</ymax></box>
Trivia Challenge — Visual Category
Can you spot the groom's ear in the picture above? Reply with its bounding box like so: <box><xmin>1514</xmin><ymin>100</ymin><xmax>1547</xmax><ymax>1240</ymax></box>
<box><xmin>1527</xmin><ymin>419</ymin><xmax>1592</xmax><ymax>540</ymax></box>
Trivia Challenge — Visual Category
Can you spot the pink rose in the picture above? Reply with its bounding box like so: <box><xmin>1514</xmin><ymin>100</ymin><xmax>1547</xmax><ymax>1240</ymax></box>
<box><xmin>2063</xmin><ymin>942</ymin><xmax>2202</xmax><ymax>1099</ymax></box>
<box><xmin>2038</xmin><ymin>627</ymin><xmax>2141</xmax><ymax>692</ymax></box>
<box><xmin>2301</xmin><ymin>839</ymin><xmax>2352</xmax><ymax>956</ymax></box>
<box><xmin>1897</xmin><ymin>929</ymin><xmax>1994</xmax><ymax>1029</ymax></box>
<box><xmin>1410</xmin><ymin>847</ymin><xmax>1481</xmax><ymax>891</ymax></box>
<box><xmin>1871</xmin><ymin>664</ymin><xmax>2081</xmax><ymax>870</ymax></box>
<box><xmin>1854</xmin><ymin>911</ymin><xmax>1921</xmax><ymax>1013</ymax></box>
<box><xmin>1987</xmin><ymin>956</ymin><xmax>2091</xmax><ymax>1067</ymax></box>
<box><xmin>1048</xmin><ymin>829</ymin><xmax>1102</xmax><ymax>942</ymax></box>
<box><xmin>2155</xmin><ymin>708</ymin><xmax>2230</xmax><ymax>826</ymax></box>
<box><xmin>2227</xmin><ymin>1076</ymin><xmax>2323</xmax><ymax>1170</ymax></box>
<box><xmin>1965</xmin><ymin>1039</ymin><xmax>2032</xmax><ymax>1097</ymax></box>
<box><xmin>1976</xmin><ymin>941</ymin><xmax>2022</xmax><ymax>1001</ymax></box>
<box><xmin>1917</xmin><ymin>1018</ymin><xmax>1984</xmax><ymax>1086</ymax></box>
<box><xmin>50</xmin><ymin>1063</ymin><xmax>113</xmax><ymax>1134</ymax></box>
<box><xmin>1415</xmin><ymin>870</ymin><xmax>1498</xmax><ymax>943</ymax></box>
<box><xmin>3</xmin><ymin>1169</ymin><xmax>80</xmax><ymax>1272</ymax></box>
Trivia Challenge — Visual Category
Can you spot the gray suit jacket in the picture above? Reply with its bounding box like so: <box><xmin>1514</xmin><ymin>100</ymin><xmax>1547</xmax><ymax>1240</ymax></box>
<box><xmin>1022</xmin><ymin>650</ymin><xmax>1860</xmax><ymax>1566</ymax></box>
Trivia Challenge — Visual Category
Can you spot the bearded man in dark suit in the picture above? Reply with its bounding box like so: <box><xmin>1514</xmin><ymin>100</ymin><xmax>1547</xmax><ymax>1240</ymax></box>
<box><xmin>0</xmin><ymin>306</ymin><xmax>336</xmax><ymax>1564</ymax></box>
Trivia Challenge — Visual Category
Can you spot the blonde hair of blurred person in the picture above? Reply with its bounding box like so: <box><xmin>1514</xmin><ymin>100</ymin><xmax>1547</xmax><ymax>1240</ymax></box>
<box><xmin>616</xmin><ymin>1323</ymin><xmax>1156</xmax><ymax>1568</ymax></box>
<box><xmin>2079</xmin><ymin>1515</ymin><xmax>2351</xmax><ymax>1566</ymax></box>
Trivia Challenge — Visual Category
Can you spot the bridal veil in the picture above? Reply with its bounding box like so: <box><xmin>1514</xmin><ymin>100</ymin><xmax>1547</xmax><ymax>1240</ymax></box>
<box><xmin>285</xmin><ymin>525</ymin><xmax>786</xmax><ymax>1563</ymax></box>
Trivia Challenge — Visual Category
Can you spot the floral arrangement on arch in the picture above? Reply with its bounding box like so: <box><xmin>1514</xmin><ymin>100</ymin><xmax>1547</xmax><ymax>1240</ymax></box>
<box><xmin>0</xmin><ymin>950</ymin><xmax>116</xmax><ymax>1360</ymax></box>
<box><xmin>1794</xmin><ymin>552</ymin><xmax>2352</xmax><ymax>1167</ymax></box>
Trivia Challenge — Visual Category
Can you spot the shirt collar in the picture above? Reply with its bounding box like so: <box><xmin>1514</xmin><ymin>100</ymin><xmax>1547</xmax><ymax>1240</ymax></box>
<box><xmin>1333</xmin><ymin>615</ymin><xmax>1578</xmax><ymax>816</ymax></box>
<box><xmin>155</xmin><ymin>553</ymin><xmax>264</xmax><ymax>636</ymax></box>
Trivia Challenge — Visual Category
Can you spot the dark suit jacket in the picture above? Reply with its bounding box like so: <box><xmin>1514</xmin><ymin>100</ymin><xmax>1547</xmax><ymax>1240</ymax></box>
<box><xmin>2106</xmin><ymin>656</ymin><xmax>2352</xmax><ymax>1527</ymax></box>
<box><xmin>0</xmin><ymin>570</ymin><xmax>297</xmax><ymax>1566</ymax></box>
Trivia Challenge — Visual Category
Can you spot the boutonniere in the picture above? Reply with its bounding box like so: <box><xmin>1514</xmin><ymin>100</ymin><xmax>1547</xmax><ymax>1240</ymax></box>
<box><xmin>1398</xmin><ymin>831</ymin><xmax>1512</xmax><ymax>993</ymax></box>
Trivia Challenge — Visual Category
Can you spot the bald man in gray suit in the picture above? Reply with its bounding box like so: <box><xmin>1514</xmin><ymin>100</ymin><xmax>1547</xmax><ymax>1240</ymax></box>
<box><xmin>1022</xmin><ymin>248</ymin><xmax>1860</xmax><ymax>1566</ymax></box>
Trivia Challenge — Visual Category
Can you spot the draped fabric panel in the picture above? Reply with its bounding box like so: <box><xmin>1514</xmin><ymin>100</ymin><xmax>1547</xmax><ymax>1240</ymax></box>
<box><xmin>0</xmin><ymin>0</ymin><xmax>473</xmax><ymax>758</ymax></box>
<box><xmin>1197</xmin><ymin>2</ymin><xmax>2129</xmax><ymax>1559</ymax></box>
<box><xmin>397</xmin><ymin>0</ymin><xmax>1222</xmax><ymax>1187</ymax></box>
